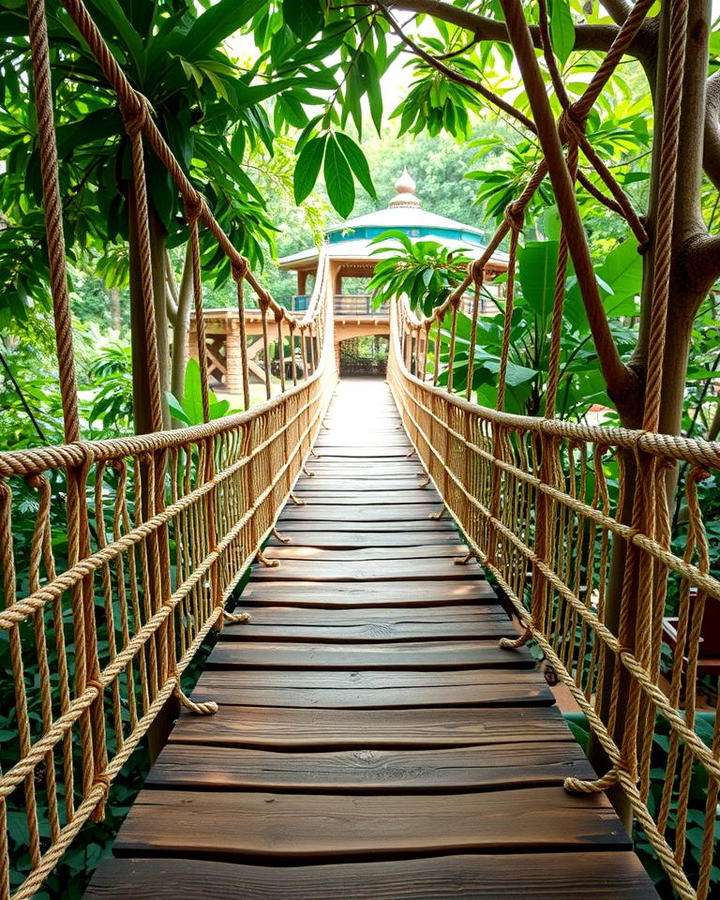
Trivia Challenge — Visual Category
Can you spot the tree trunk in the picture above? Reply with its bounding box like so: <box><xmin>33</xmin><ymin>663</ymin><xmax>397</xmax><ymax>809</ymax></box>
<box><xmin>587</xmin><ymin>0</ymin><xmax>712</xmax><ymax>828</ymax></box>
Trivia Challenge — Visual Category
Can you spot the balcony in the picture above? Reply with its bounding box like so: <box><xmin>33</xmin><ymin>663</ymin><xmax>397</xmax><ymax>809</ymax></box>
<box><xmin>291</xmin><ymin>293</ymin><xmax>389</xmax><ymax>317</ymax></box>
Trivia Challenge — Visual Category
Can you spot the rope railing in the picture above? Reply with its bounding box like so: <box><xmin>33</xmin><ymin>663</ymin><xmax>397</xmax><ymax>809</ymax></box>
<box><xmin>387</xmin><ymin>0</ymin><xmax>719</xmax><ymax>893</ymax></box>
<box><xmin>0</xmin><ymin>0</ymin><xmax>337</xmax><ymax>896</ymax></box>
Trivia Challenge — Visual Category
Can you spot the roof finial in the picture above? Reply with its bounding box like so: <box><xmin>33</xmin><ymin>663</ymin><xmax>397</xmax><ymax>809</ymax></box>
<box><xmin>389</xmin><ymin>167</ymin><xmax>420</xmax><ymax>209</ymax></box>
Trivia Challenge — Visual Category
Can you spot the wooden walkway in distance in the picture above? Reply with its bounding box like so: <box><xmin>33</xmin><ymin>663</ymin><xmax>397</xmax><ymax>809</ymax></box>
<box><xmin>87</xmin><ymin>379</ymin><xmax>656</xmax><ymax>898</ymax></box>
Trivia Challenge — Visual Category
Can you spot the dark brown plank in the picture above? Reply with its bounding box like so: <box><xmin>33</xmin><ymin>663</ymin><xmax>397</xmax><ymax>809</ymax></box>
<box><xmin>206</xmin><ymin>640</ymin><xmax>533</xmax><ymax>670</ymax></box>
<box><xmin>112</xmin><ymin>788</ymin><xmax>630</xmax><ymax>859</ymax></box>
<box><xmin>168</xmin><ymin>705</ymin><xmax>576</xmax><ymax>749</ymax></box>
<box><xmin>219</xmin><ymin>604</ymin><xmax>517</xmax><ymax>643</ymax></box>
<box><xmin>146</xmin><ymin>743</ymin><xmax>594</xmax><ymax>792</ymax></box>
<box><xmin>249</xmin><ymin>557</ymin><xmax>484</xmax><ymax>583</ymax></box>
<box><xmin>86</xmin><ymin>852</ymin><xmax>657</xmax><ymax>899</ymax></box>
<box><xmin>223</xmin><ymin>604</ymin><xmax>509</xmax><ymax>626</ymax></box>
<box><xmin>190</xmin><ymin>671</ymin><xmax>553</xmax><ymax>708</ymax></box>
<box><xmin>221</xmin><ymin>619</ymin><xmax>517</xmax><ymax>643</ymax></box>
<box><xmin>242</xmin><ymin>581</ymin><xmax>495</xmax><ymax>607</ymax></box>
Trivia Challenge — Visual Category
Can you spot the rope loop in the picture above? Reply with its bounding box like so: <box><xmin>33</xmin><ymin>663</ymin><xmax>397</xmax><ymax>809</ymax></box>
<box><xmin>121</xmin><ymin>93</ymin><xmax>152</xmax><ymax>137</ymax></box>
<box><xmin>468</xmin><ymin>258</ymin><xmax>485</xmax><ymax>285</ymax></box>
<box><xmin>183</xmin><ymin>193</ymin><xmax>204</xmax><ymax>225</ymax></box>
<box><xmin>231</xmin><ymin>256</ymin><xmax>250</xmax><ymax>284</ymax></box>
<box><xmin>503</xmin><ymin>202</ymin><xmax>525</xmax><ymax>234</ymax></box>
<box><xmin>558</xmin><ymin>105</ymin><xmax>587</xmax><ymax>146</ymax></box>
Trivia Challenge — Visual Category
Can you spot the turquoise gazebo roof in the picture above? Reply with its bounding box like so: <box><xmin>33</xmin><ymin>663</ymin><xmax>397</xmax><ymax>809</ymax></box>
<box><xmin>279</xmin><ymin>169</ymin><xmax>508</xmax><ymax>270</ymax></box>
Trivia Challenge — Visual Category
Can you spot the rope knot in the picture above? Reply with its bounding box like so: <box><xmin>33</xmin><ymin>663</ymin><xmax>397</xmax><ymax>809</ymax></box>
<box><xmin>86</xmin><ymin>678</ymin><xmax>104</xmax><ymax>697</ymax></box>
<box><xmin>184</xmin><ymin>193</ymin><xmax>204</xmax><ymax>225</ymax></box>
<box><xmin>503</xmin><ymin>202</ymin><xmax>524</xmax><ymax>233</ymax></box>
<box><xmin>467</xmin><ymin>259</ymin><xmax>485</xmax><ymax>285</ymax></box>
<box><xmin>122</xmin><ymin>94</ymin><xmax>151</xmax><ymax>137</ymax></box>
<box><xmin>558</xmin><ymin>106</ymin><xmax>586</xmax><ymax>145</ymax></box>
<box><xmin>231</xmin><ymin>257</ymin><xmax>249</xmax><ymax>283</ymax></box>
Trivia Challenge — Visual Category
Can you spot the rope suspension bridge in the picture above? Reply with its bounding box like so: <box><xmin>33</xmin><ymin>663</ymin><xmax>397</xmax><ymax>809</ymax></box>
<box><xmin>1</xmin><ymin>0</ymin><xmax>719</xmax><ymax>897</ymax></box>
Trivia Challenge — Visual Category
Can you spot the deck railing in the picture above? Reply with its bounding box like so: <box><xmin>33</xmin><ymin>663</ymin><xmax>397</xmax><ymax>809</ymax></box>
<box><xmin>0</xmin><ymin>2</ymin><xmax>337</xmax><ymax>897</ymax></box>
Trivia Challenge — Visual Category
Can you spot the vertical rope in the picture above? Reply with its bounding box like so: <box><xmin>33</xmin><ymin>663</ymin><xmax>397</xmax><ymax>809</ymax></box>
<box><xmin>27</xmin><ymin>0</ymin><xmax>80</xmax><ymax>443</ymax></box>
<box><xmin>465</xmin><ymin>262</ymin><xmax>483</xmax><ymax>401</ymax></box>
<box><xmin>496</xmin><ymin>210</ymin><xmax>522</xmax><ymax>412</ymax></box>
<box><xmin>126</xmin><ymin>109</ymin><xmax>163</xmax><ymax>434</ymax></box>
<box><xmin>232</xmin><ymin>261</ymin><xmax>251</xmax><ymax>411</ymax></box>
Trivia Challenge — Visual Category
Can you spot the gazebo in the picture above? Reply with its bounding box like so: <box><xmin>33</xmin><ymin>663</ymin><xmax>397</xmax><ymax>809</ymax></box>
<box><xmin>279</xmin><ymin>168</ymin><xmax>509</xmax><ymax>314</ymax></box>
<box><xmin>188</xmin><ymin>170</ymin><xmax>509</xmax><ymax>389</ymax></box>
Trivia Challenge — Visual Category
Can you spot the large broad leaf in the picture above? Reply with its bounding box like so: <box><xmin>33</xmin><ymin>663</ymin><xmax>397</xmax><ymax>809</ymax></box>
<box><xmin>548</xmin><ymin>0</ymin><xmax>575</xmax><ymax>64</ymax></box>
<box><xmin>179</xmin><ymin>0</ymin><xmax>267</xmax><ymax>60</ymax></box>
<box><xmin>334</xmin><ymin>132</ymin><xmax>376</xmax><ymax>200</ymax></box>
<box><xmin>518</xmin><ymin>240</ymin><xmax>559</xmax><ymax>322</ymax></box>
<box><xmin>283</xmin><ymin>0</ymin><xmax>325</xmax><ymax>41</ymax></box>
<box><xmin>565</xmin><ymin>238</ymin><xmax>642</xmax><ymax>330</ymax></box>
<box><xmin>294</xmin><ymin>136</ymin><xmax>326</xmax><ymax>204</ymax></box>
<box><xmin>324</xmin><ymin>135</ymin><xmax>355</xmax><ymax>218</ymax></box>
<box><xmin>596</xmin><ymin>238</ymin><xmax>643</xmax><ymax>314</ymax></box>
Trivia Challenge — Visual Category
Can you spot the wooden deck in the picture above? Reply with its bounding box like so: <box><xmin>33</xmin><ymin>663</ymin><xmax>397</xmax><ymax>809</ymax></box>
<box><xmin>86</xmin><ymin>380</ymin><xmax>656</xmax><ymax>898</ymax></box>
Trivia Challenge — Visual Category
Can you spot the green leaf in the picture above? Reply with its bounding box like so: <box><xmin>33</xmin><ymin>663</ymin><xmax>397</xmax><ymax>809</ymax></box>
<box><xmin>179</xmin><ymin>0</ymin><xmax>267</xmax><ymax>60</ymax></box>
<box><xmin>334</xmin><ymin>132</ymin><xmax>376</xmax><ymax>200</ymax></box>
<box><xmin>323</xmin><ymin>135</ymin><xmax>355</xmax><ymax>217</ymax></box>
<box><xmin>283</xmin><ymin>0</ymin><xmax>324</xmax><ymax>41</ymax></box>
<box><xmin>294</xmin><ymin>135</ymin><xmax>326</xmax><ymax>205</ymax></box>
<box><xmin>518</xmin><ymin>240</ymin><xmax>559</xmax><ymax>321</ymax></box>
<box><xmin>548</xmin><ymin>0</ymin><xmax>575</xmax><ymax>64</ymax></box>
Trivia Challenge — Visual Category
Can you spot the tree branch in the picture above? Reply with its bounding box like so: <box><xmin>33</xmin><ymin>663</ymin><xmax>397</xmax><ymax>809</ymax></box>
<box><xmin>600</xmin><ymin>0</ymin><xmax>632</xmax><ymax>26</ymax></box>
<box><xmin>384</xmin><ymin>0</ymin><xmax>634</xmax><ymax>57</ymax></box>
<box><xmin>378</xmin><ymin>2</ymin><xmax>535</xmax><ymax>132</ymax></box>
<box><xmin>703</xmin><ymin>72</ymin><xmax>720</xmax><ymax>193</ymax></box>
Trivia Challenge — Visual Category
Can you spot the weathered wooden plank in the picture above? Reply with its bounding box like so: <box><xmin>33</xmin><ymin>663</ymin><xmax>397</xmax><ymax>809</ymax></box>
<box><xmin>206</xmin><ymin>640</ymin><xmax>532</xmax><ymax>670</ymax></box>
<box><xmin>223</xmin><ymin>604</ymin><xmax>509</xmax><ymax>626</ymax></box>
<box><xmin>146</xmin><ymin>743</ymin><xmax>594</xmax><ymax>792</ymax></box>
<box><xmin>289</xmin><ymin>490</ymin><xmax>439</xmax><ymax>505</ymax></box>
<box><xmin>263</xmin><ymin>544</ymin><xmax>468</xmax><ymax>561</ymax></box>
<box><xmin>249</xmin><ymin>557</ymin><xmax>484</xmax><ymax>583</ymax></box>
<box><xmin>267</xmin><ymin>530</ymin><xmax>459</xmax><ymax>548</ymax></box>
<box><xmin>220</xmin><ymin>619</ymin><xmax>516</xmax><ymax>643</ymax></box>
<box><xmin>242</xmin><ymin>581</ymin><xmax>497</xmax><ymax>607</ymax></box>
<box><xmin>279</xmin><ymin>504</ymin><xmax>446</xmax><ymax>523</ymax></box>
<box><xmin>292</xmin><ymin>478</ymin><xmax>430</xmax><ymax>492</ymax></box>
<box><xmin>167</xmin><ymin>705</ymin><xmax>575</xmax><ymax>749</ymax></box>
<box><xmin>112</xmin><ymin>788</ymin><xmax>630</xmax><ymax>859</ymax></box>
<box><xmin>86</xmin><ymin>853</ymin><xmax>658</xmax><ymax>899</ymax></box>
<box><xmin>189</xmin><ymin>672</ymin><xmax>553</xmax><ymax>708</ymax></box>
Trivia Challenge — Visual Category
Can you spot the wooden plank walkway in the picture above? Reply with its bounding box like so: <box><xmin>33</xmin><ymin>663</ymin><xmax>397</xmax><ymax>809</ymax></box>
<box><xmin>86</xmin><ymin>379</ymin><xmax>656</xmax><ymax>898</ymax></box>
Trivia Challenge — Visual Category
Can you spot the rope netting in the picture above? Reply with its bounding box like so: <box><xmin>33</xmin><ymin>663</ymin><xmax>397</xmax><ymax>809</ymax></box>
<box><xmin>0</xmin><ymin>1</ymin><xmax>337</xmax><ymax>896</ymax></box>
<box><xmin>387</xmin><ymin>0</ymin><xmax>720</xmax><ymax>896</ymax></box>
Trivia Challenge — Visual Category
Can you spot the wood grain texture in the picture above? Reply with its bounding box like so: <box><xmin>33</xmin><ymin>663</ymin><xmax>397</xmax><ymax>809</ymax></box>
<box><xmin>242</xmin><ymin>581</ymin><xmax>496</xmax><ymax>607</ymax></box>
<box><xmin>89</xmin><ymin>380</ymin><xmax>650</xmax><ymax>899</ymax></box>
<box><xmin>167</xmin><ymin>705</ymin><xmax>580</xmax><ymax>749</ymax></box>
<box><xmin>249</xmin><ymin>557</ymin><xmax>485</xmax><ymax>583</ymax></box>
<box><xmin>263</xmin><ymin>544</ymin><xmax>468</xmax><ymax>561</ymax></box>
<box><xmin>267</xmin><ymin>529</ymin><xmax>461</xmax><ymax>548</ymax></box>
<box><xmin>86</xmin><ymin>853</ymin><xmax>657</xmax><ymax>899</ymax></box>
<box><xmin>146</xmin><ymin>743</ymin><xmax>594</xmax><ymax>792</ymax></box>
<box><xmin>112</xmin><ymin>788</ymin><xmax>630</xmax><ymax>859</ymax></box>
<box><xmin>206</xmin><ymin>640</ymin><xmax>533</xmax><ymax>670</ymax></box>
<box><xmin>189</xmin><ymin>672</ymin><xmax>554</xmax><ymax>709</ymax></box>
